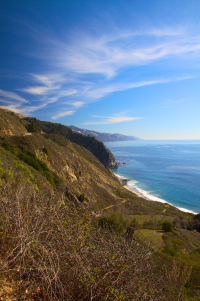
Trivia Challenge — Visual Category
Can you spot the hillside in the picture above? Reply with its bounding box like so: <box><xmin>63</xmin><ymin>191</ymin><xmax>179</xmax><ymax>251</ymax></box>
<box><xmin>69</xmin><ymin>125</ymin><xmax>140</xmax><ymax>142</ymax></box>
<box><xmin>0</xmin><ymin>108</ymin><xmax>200</xmax><ymax>299</ymax></box>
<box><xmin>0</xmin><ymin>107</ymin><xmax>27</xmax><ymax>136</ymax></box>
<box><xmin>24</xmin><ymin>117</ymin><xmax>117</xmax><ymax>167</ymax></box>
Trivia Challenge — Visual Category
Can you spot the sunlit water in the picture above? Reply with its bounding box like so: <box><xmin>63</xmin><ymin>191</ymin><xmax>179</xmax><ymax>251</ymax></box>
<box><xmin>105</xmin><ymin>140</ymin><xmax>200</xmax><ymax>214</ymax></box>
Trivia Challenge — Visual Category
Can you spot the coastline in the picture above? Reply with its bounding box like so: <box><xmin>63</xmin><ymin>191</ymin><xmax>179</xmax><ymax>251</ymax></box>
<box><xmin>115</xmin><ymin>173</ymin><xmax>198</xmax><ymax>215</ymax></box>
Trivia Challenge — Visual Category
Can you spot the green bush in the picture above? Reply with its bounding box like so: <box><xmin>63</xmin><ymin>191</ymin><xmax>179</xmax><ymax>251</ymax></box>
<box><xmin>130</xmin><ymin>218</ymin><xmax>140</xmax><ymax>229</ymax></box>
<box><xmin>162</xmin><ymin>221</ymin><xmax>173</xmax><ymax>232</ymax></box>
<box><xmin>1</xmin><ymin>139</ymin><xmax>14</xmax><ymax>153</ymax></box>
<box><xmin>42</xmin><ymin>147</ymin><xmax>50</xmax><ymax>155</ymax></box>
<box><xmin>162</xmin><ymin>246</ymin><xmax>177</xmax><ymax>256</ymax></box>
<box><xmin>78</xmin><ymin>193</ymin><xmax>89</xmax><ymax>202</ymax></box>
<box><xmin>98</xmin><ymin>217</ymin><xmax>123</xmax><ymax>233</ymax></box>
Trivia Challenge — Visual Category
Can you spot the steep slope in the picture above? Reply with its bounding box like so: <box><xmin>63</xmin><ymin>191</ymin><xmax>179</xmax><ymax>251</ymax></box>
<box><xmin>69</xmin><ymin>125</ymin><xmax>140</xmax><ymax>142</ymax></box>
<box><xmin>24</xmin><ymin>117</ymin><xmax>117</xmax><ymax>167</ymax></box>
<box><xmin>0</xmin><ymin>107</ymin><xmax>27</xmax><ymax>136</ymax></box>
<box><xmin>0</xmin><ymin>133</ymin><xmax>121</xmax><ymax>209</ymax></box>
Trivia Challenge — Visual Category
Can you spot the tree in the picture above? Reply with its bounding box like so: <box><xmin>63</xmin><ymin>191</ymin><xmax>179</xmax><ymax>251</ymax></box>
<box><xmin>162</xmin><ymin>221</ymin><xmax>173</xmax><ymax>232</ymax></box>
<box><xmin>26</xmin><ymin>122</ymin><xmax>38</xmax><ymax>133</ymax></box>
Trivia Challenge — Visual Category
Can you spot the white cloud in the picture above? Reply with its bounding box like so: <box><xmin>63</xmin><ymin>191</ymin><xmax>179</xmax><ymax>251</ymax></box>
<box><xmin>69</xmin><ymin>101</ymin><xmax>85</xmax><ymax>108</ymax></box>
<box><xmin>52</xmin><ymin>110</ymin><xmax>75</xmax><ymax>120</ymax></box>
<box><xmin>84</xmin><ymin>115</ymin><xmax>143</xmax><ymax>125</ymax></box>
<box><xmin>51</xmin><ymin>28</ymin><xmax>200</xmax><ymax>79</ymax></box>
<box><xmin>0</xmin><ymin>89</ymin><xmax>28</xmax><ymax>103</ymax></box>
<box><xmin>85</xmin><ymin>79</ymin><xmax>172</xmax><ymax>100</ymax></box>
<box><xmin>0</xmin><ymin>102</ymin><xmax>47</xmax><ymax>115</ymax></box>
<box><xmin>21</xmin><ymin>85</ymin><xmax>60</xmax><ymax>95</ymax></box>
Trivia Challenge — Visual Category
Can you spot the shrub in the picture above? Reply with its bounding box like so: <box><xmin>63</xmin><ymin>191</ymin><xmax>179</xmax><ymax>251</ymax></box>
<box><xmin>98</xmin><ymin>216</ymin><xmax>123</xmax><ymax>233</ymax></box>
<box><xmin>0</xmin><ymin>180</ymin><xmax>192</xmax><ymax>301</ymax></box>
<box><xmin>162</xmin><ymin>246</ymin><xmax>177</xmax><ymax>256</ymax></box>
<box><xmin>42</xmin><ymin>147</ymin><xmax>50</xmax><ymax>155</ymax></box>
<box><xmin>78</xmin><ymin>193</ymin><xmax>89</xmax><ymax>202</ymax></box>
<box><xmin>1</xmin><ymin>139</ymin><xmax>14</xmax><ymax>153</ymax></box>
<box><xmin>162</xmin><ymin>221</ymin><xmax>173</xmax><ymax>232</ymax></box>
<box><xmin>130</xmin><ymin>218</ymin><xmax>140</xmax><ymax>228</ymax></box>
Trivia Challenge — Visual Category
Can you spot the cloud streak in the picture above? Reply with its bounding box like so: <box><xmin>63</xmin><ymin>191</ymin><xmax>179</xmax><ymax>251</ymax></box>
<box><xmin>50</xmin><ymin>27</ymin><xmax>200</xmax><ymax>79</ymax></box>
<box><xmin>84</xmin><ymin>115</ymin><xmax>143</xmax><ymax>125</ymax></box>
<box><xmin>52</xmin><ymin>110</ymin><xmax>75</xmax><ymax>120</ymax></box>
<box><xmin>0</xmin><ymin>89</ymin><xmax>28</xmax><ymax>103</ymax></box>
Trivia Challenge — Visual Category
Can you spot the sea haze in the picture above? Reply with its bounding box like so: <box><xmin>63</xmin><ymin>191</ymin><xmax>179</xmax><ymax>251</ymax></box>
<box><xmin>105</xmin><ymin>140</ymin><xmax>200</xmax><ymax>214</ymax></box>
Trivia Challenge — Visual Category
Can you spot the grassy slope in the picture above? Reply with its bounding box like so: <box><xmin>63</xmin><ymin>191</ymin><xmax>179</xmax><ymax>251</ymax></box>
<box><xmin>0</xmin><ymin>108</ymin><xmax>27</xmax><ymax>136</ymax></box>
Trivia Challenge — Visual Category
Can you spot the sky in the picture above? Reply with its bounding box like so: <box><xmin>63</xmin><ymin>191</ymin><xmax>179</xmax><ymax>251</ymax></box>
<box><xmin>0</xmin><ymin>0</ymin><xmax>200</xmax><ymax>139</ymax></box>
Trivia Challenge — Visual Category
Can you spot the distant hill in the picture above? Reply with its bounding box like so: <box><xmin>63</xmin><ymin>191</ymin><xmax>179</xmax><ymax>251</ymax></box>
<box><xmin>68</xmin><ymin>125</ymin><xmax>140</xmax><ymax>142</ymax></box>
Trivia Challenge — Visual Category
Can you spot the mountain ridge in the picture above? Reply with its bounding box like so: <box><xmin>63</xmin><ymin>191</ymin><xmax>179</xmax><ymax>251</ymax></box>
<box><xmin>68</xmin><ymin>125</ymin><xmax>140</xmax><ymax>142</ymax></box>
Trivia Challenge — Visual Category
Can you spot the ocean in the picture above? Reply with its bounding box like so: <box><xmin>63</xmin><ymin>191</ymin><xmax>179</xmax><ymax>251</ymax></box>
<box><xmin>105</xmin><ymin>140</ymin><xmax>200</xmax><ymax>214</ymax></box>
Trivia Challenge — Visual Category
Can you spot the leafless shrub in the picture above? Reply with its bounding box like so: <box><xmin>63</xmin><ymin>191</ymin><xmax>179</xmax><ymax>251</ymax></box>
<box><xmin>0</xmin><ymin>178</ymin><xmax>191</xmax><ymax>300</ymax></box>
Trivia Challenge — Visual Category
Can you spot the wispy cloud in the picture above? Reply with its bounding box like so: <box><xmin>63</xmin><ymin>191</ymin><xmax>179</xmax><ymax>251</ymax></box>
<box><xmin>84</xmin><ymin>114</ymin><xmax>143</xmax><ymax>125</ymax></box>
<box><xmin>85</xmin><ymin>79</ymin><xmax>172</xmax><ymax>100</ymax></box>
<box><xmin>69</xmin><ymin>101</ymin><xmax>85</xmax><ymax>108</ymax></box>
<box><xmin>1</xmin><ymin>102</ymin><xmax>48</xmax><ymax>115</ymax></box>
<box><xmin>52</xmin><ymin>110</ymin><xmax>75</xmax><ymax>120</ymax></box>
<box><xmin>1</xmin><ymin>25</ymin><xmax>199</xmax><ymax>119</ymax></box>
<box><xmin>0</xmin><ymin>89</ymin><xmax>28</xmax><ymax>103</ymax></box>
<box><xmin>21</xmin><ymin>85</ymin><xmax>60</xmax><ymax>95</ymax></box>
<box><xmin>49</xmin><ymin>27</ymin><xmax>200</xmax><ymax>79</ymax></box>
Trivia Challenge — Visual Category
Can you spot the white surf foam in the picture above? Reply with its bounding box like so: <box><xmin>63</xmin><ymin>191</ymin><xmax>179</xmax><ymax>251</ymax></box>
<box><xmin>114</xmin><ymin>173</ymin><xmax>198</xmax><ymax>215</ymax></box>
<box><xmin>127</xmin><ymin>180</ymin><xmax>167</xmax><ymax>204</ymax></box>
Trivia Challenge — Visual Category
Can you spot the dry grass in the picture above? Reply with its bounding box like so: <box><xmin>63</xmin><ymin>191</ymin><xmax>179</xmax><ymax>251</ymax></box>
<box><xmin>0</xmin><ymin>178</ymin><xmax>191</xmax><ymax>300</ymax></box>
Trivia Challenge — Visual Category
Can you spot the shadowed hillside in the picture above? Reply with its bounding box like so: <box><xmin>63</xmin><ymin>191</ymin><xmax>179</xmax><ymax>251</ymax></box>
<box><xmin>24</xmin><ymin>117</ymin><xmax>117</xmax><ymax>167</ymax></box>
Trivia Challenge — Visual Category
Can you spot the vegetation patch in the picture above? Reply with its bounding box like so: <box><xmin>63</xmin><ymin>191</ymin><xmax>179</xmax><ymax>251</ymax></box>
<box><xmin>78</xmin><ymin>193</ymin><xmax>89</xmax><ymax>202</ymax></box>
<box><xmin>98</xmin><ymin>216</ymin><xmax>124</xmax><ymax>233</ymax></box>
<box><xmin>42</xmin><ymin>146</ymin><xmax>50</xmax><ymax>155</ymax></box>
<box><xmin>17</xmin><ymin>150</ymin><xmax>62</xmax><ymax>187</ymax></box>
<box><xmin>162</xmin><ymin>220</ymin><xmax>173</xmax><ymax>232</ymax></box>
<box><xmin>26</xmin><ymin>121</ymin><xmax>38</xmax><ymax>133</ymax></box>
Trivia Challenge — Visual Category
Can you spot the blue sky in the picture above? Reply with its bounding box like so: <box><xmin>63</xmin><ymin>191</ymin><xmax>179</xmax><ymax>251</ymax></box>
<box><xmin>0</xmin><ymin>0</ymin><xmax>200</xmax><ymax>139</ymax></box>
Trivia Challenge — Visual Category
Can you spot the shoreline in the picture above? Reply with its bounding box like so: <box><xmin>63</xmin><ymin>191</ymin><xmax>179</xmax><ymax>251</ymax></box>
<box><xmin>115</xmin><ymin>173</ymin><xmax>198</xmax><ymax>215</ymax></box>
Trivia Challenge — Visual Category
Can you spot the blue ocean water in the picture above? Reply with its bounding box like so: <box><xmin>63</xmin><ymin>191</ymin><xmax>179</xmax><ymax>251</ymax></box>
<box><xmin>105</xmin><ymin>140</ymin><xmax>200</xmax><ymax>214</ymax></box>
